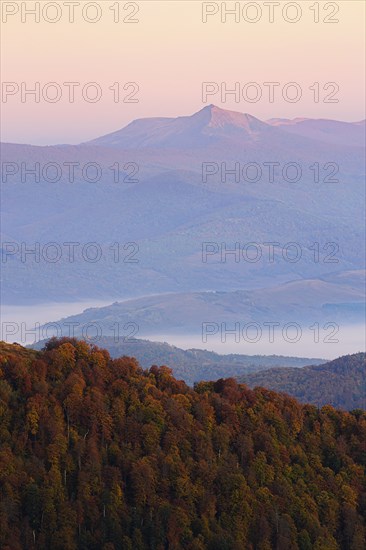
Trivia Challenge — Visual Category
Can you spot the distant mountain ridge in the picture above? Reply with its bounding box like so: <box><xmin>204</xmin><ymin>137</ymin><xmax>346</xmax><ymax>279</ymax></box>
<box><xmin>38</xmin><ymin>272</ymin><xmax>365</xmax><ymax>339</ymax></box>
<box><xmin>85</xmin><ymin>104</ymin><xmax>365</xmax><ymax>149</ymax></box>
<box><xmin>267</xmin><ymin>116</ymin><xmax>365</xmax><ymax>147</ymax></box>
<box><xmin>1</xmin><ymin>105</ymin><xmax>365</xmax><ymax>307</ymax></box>
<box><xmin>238</xmin><ymin>352</ymin><xmax>366</xmax><ymax>410</ymax></box>
<box><xmin>85</xmin><ymin>105</ymin><xmax>277</xmax><ymax>149</ymax></box>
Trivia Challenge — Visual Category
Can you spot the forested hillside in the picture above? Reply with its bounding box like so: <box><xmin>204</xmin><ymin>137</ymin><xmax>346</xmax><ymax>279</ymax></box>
<box><xmin>239</xmin><ymin>353</ymin><xmax>366</xmax><ymax>410</ymax></box>
<box><xmin>32</xmin><ymin>337</ymin><xmax>325</xmax><ymax>386</ymax></box>
<box><xmin>0</xmin><ymin>339</ymin><xmax>365</xmax><ymax>550</ymax></box>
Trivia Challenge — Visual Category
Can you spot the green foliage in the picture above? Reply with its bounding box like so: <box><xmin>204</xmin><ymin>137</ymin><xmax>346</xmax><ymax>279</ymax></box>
<box><xmin>0</xmin><ymin>339</ymin><xmax>365</xmax><ymax>549</ymax></box>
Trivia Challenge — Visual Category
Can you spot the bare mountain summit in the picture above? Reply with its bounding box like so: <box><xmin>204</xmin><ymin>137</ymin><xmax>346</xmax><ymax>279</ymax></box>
<box><xmin>85</xmin><ymin>104</ymin><xmax>278</xmax><ymax>148</ymax></box>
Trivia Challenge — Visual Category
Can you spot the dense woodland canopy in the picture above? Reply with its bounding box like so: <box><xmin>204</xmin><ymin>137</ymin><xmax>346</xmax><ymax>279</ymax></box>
<box><xmin>0</xmin><ymin>338</ymin><xmax>365</xmax><ymax>550</ymax></box>
<box><xmin>33</xmin><ymin>336</ymin><xmax>323</xmax><ymax>387</ymax></box>
<box><xmin>239</xmin><ymin>353</ymin><xmax>366</xmax><ymax>411</ymax></box>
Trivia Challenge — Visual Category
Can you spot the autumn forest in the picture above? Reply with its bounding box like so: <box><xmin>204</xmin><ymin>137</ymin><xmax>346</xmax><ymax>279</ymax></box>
<box><xmin>0</xmin><ymin>339</ymin><xmax>365</xmax><ymax>550</ymax></box>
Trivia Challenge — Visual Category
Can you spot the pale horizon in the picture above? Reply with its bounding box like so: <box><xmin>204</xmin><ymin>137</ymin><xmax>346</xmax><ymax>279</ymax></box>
<box><xmin>2</xmin><ymin>103</ymin><xmax>365</xmax><ymax>147</ymax></box>
<box><xmin>1</xmin><ymin>0</ymin><xmax>365</xmax><ymax>144</ymax></box>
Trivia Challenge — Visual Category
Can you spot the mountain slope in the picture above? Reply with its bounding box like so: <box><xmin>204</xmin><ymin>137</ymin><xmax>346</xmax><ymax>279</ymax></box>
<box><xmin>31</xmin><ymin>336</ymin><xmax>326</xmax><ymax>386</ymax></box>
<box><xmin>86</xmin><ymin>104</ymin><xmax>277</xmax><ymax>149</ymax></box>
<box><xmin>238</xmin><ymin>352</ymin><xmax>366</xmax><ymax>410</ymax></box>
<box><xmin>41</xmin><ymin>275</ymin><xmax>365</xmax><ymax>339</ymax></box>
<box><xmin>0</xmin><ymin>340</ymin><xmax>365</xmax><ymax>549</ymax></box>
<box><xmin>87</xmin><ymin>105</ymin><xmax>365</xmax><ymax>150</ymax></box>
<box><xmin>1</xmin><ymin>106</ymin><xmax>365</xmax><ymax>305</ymax></box>
<box><xmin>267</xmin><ymin>117</ymin><xmax>366</xmax><ymax>147</ymax></box>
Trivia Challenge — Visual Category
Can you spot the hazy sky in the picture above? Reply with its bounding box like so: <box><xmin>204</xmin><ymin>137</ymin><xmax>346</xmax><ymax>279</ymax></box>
<box><xmin>1</xmin><ymin>0</ymin><xmax>365</xmax><ymax>144</ymax></box>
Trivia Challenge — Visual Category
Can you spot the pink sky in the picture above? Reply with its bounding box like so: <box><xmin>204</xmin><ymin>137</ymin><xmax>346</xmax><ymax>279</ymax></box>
<box><xmin>1</xmin><ymin>0</ymin><xmax>365</xmax><ymax>145</ymax></box>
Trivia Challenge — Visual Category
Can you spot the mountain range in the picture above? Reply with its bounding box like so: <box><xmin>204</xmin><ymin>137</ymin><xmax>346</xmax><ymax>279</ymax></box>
<box><xmin>85</xmin><ymin>105</ymin><xmax>365</xmax><ymax>149</ymax></box>
<box><xmin>37</xmin><ymin>270</ymin><xmax>365</xmax><ymax>343</ymax></box>
<box><xmin>1</xmin><ymin>105</ymin><xmax>365</xmax><ymax>347</ymax></box>
<box><xmin>87</xmin><ymin>105</ymin><xmax>290</xmax><ymax>149</ymax></box>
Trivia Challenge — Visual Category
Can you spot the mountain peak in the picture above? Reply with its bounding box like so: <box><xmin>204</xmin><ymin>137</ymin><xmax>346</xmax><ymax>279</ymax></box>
<box><xmin>86</xmin><ymin>105</ymin><xmax>271</xmax><ymax>148</ymax></box>
<box><xmin>191</xmin><ymin>104</ymin><xmax>264</xmax><ymax>132</ymax></box>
